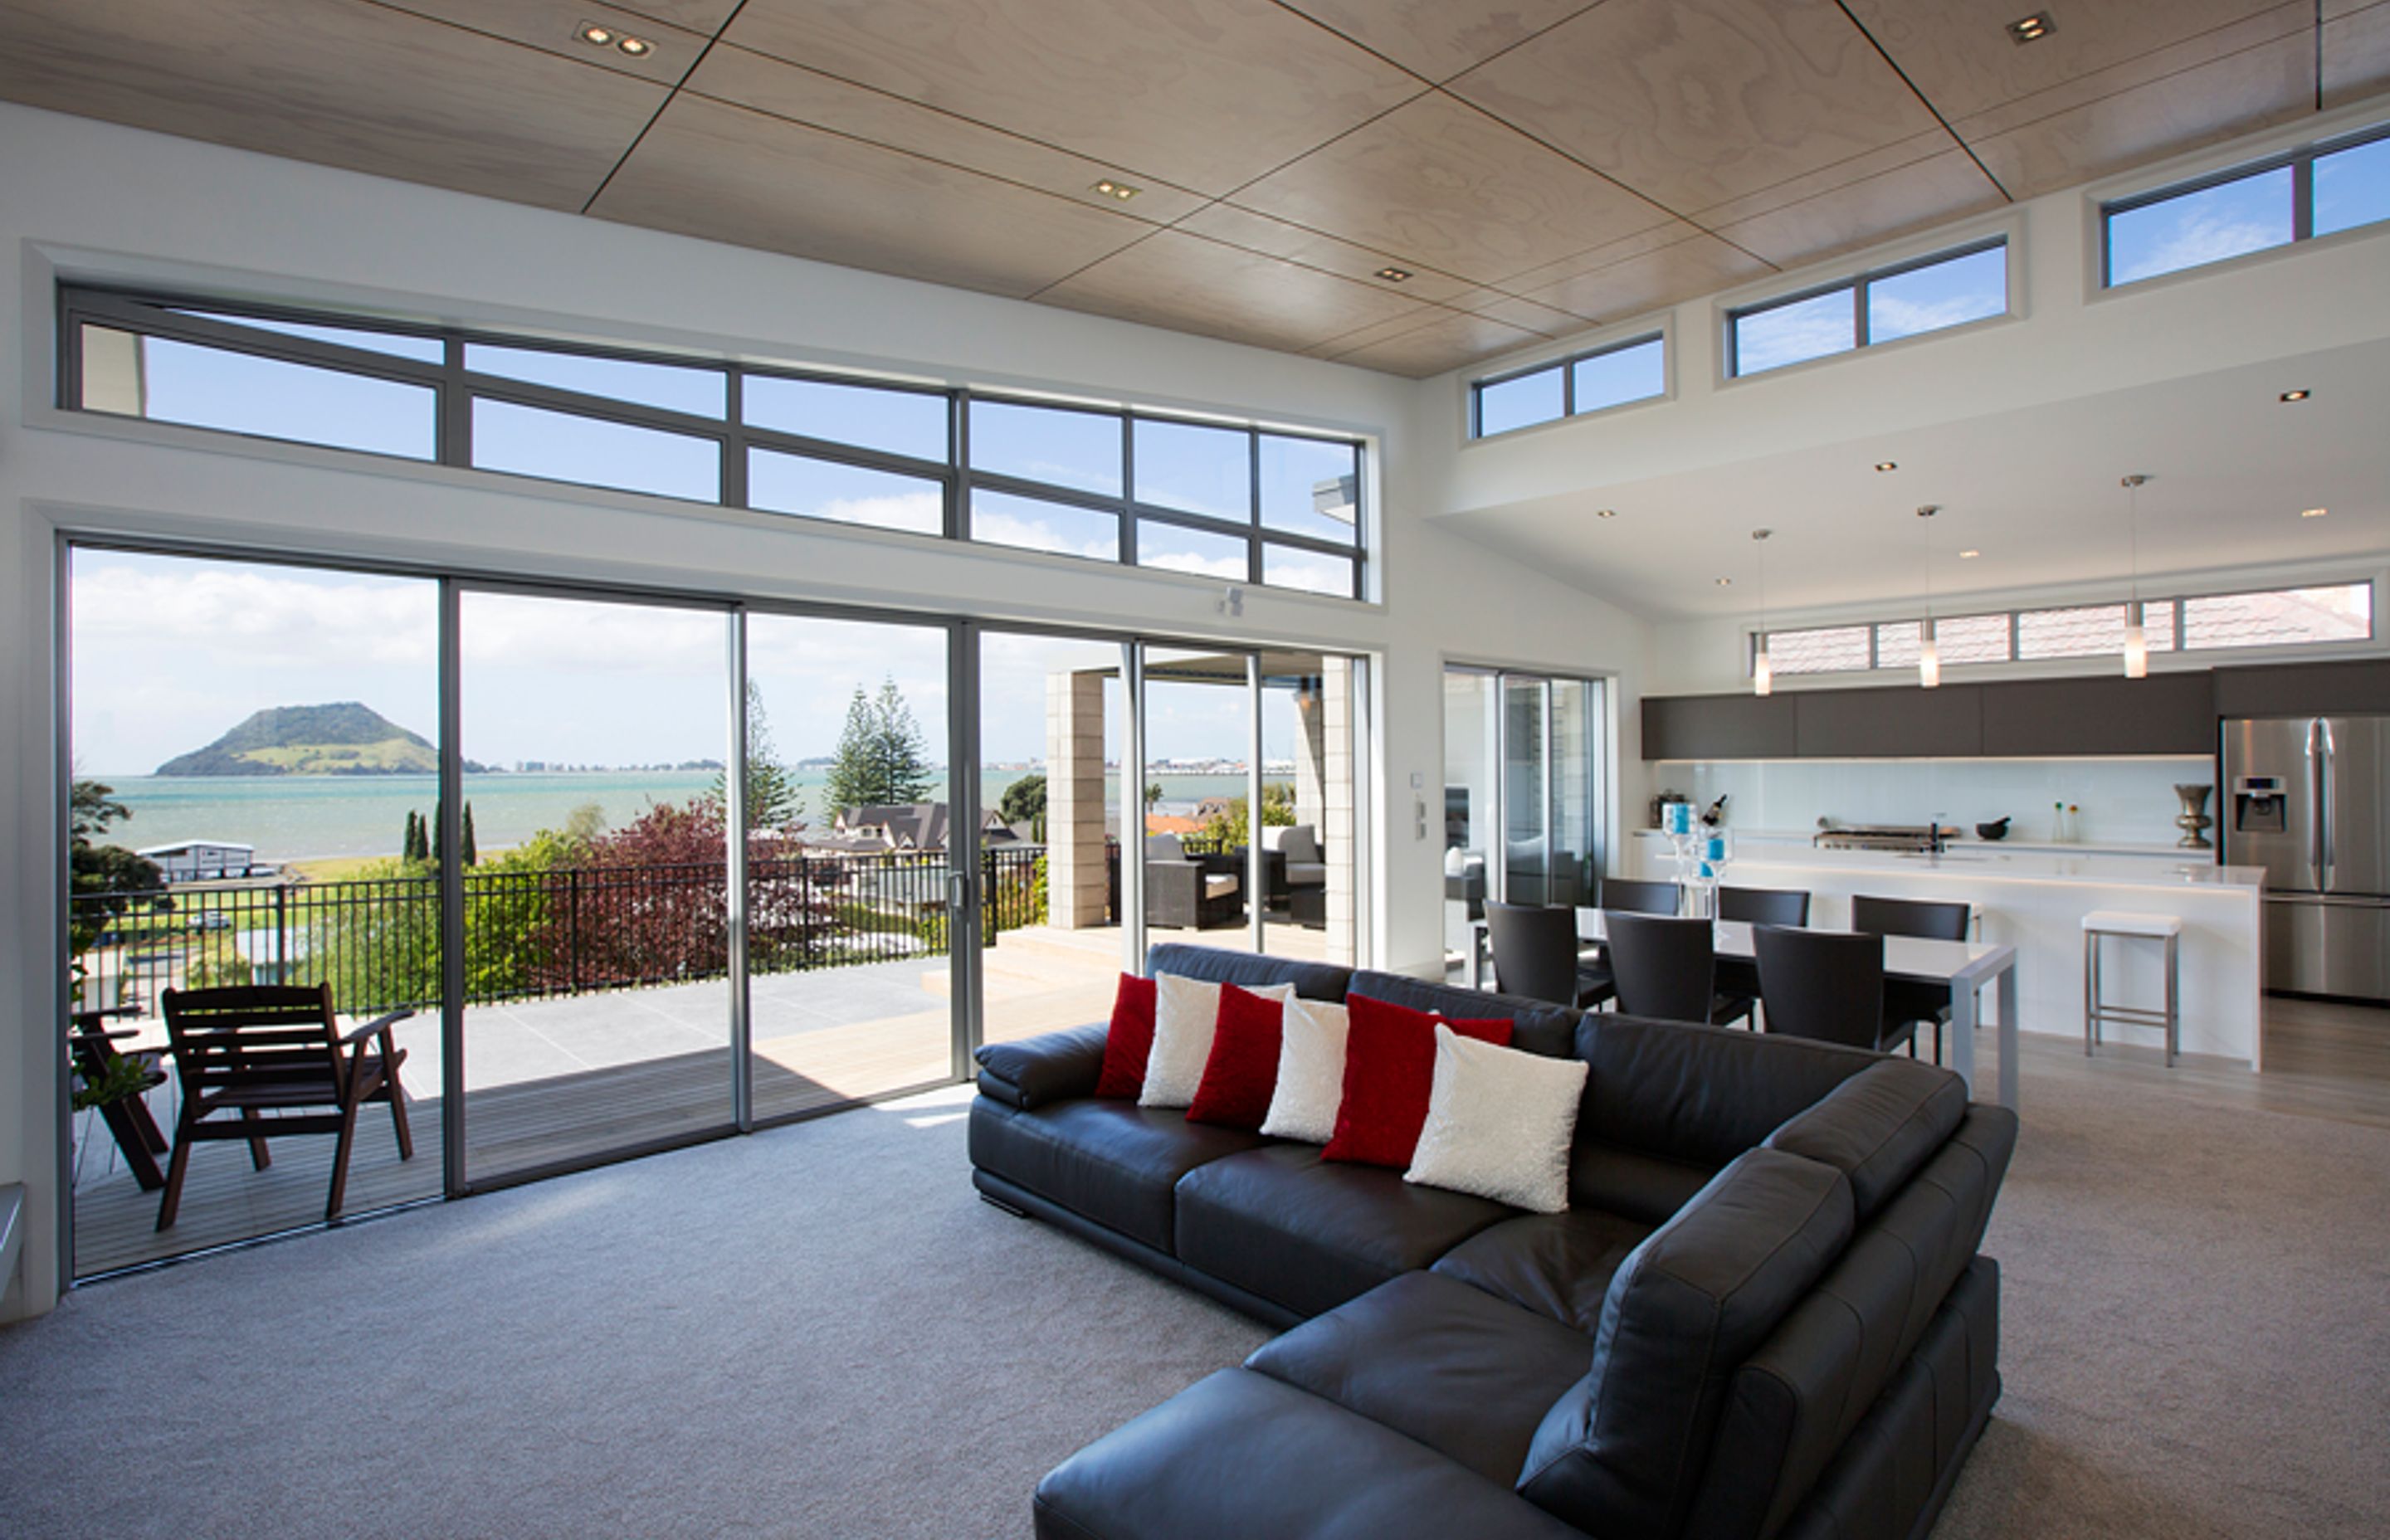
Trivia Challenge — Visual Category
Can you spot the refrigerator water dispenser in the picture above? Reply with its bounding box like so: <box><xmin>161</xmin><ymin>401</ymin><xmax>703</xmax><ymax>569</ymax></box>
<box><xmin>2233</xmin><ymin>775</ymin><xmax>2286</xmax><ymax>835</ymax></box>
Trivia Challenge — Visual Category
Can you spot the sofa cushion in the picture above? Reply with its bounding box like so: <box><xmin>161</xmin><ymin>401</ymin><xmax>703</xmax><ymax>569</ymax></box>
<box><xmin>1186</xmin><ymin>984</ymin><xmax>1287</xmax><ymax>1130</ymax></box>
<box><xmin>1570</xmin><ymin>1142</ymin><xmax>1730</xmax><ymax>1228</ymax></box>
<box><xmin>1432</xmin><ymin>1209</ymin><xmax>1658</xmax><ymax>1333</ymax></box>
<box><xmin>1091</xmin><ymin>973</ymin><xmax>1158</xmax><ymax>1099</ymax></box>
<box><xmin>1517</xmin><ymin>1148</ymin><xmax>1856</xmax><ymax>1540</ymax></box>
<box><xmin>1324</xmin><ymin>997</ymin><xmax>1512</xmax><ymax>1169</ymax></box>
<box><xmin>1762</xmin><ymin>1057</ymin><xmax>1968</xmax><ymax>1220</ymax></box>
<box><xmin>1571</xmin><ymin>1014</ymin><xmax>1876</xmax><ymax>1178</ymax></box>
<box><xmin>1145</xmin><ymin>942</ymin><xmax>1351</xmax><ymax>1002</ymax></box>
<box><xmin>974</xmin><ymin>1023</ymin><xmax>1108</xmax><ymax>1111</ymax></box>
<box><xmin>1246</xmin><ymin>1271</ymin><xmax>1598</xmax><ymax>1485</ymax></box>
<box><xmin>1407</xmin><ymin>1026</ymin><xmax>1589</xmax><ymax>1213</ymax></box>
<box><xmin>967</xmin><ymin>1098</ymin><xmax>1267</xmax><ymax>1254</ymax></box>
<box><xmin>1033</xmin><ymin>1367</ymin><xmax>1591</xmax><ymax>1540</ymax></box>
<box><xmin>1141</xmin><ymin>975</ymin><xmax>1295</xmax><ymax>1110</ymax></box>
<box><xmin>1175</xmin><ymin>1143</ymin><xmax>1516</xmax><ymax>1319</ymax></box>
<box><xmin>1259</xmin><ymin>996</ymin><xmax>1349</xmax><ymax>1144</ymax></box>
<box><xmin>1347</xmin><ymin>969</ymin><xmax>1578</xmax><ymax>1058</ymax></box>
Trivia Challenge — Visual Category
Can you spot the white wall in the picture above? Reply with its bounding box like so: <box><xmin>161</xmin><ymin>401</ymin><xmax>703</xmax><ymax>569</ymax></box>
<box><xmin>1654</xmin><ymin>756</ymin><xmax>2215</xmax><ymax>847</ymax></box>
<box><xmin>0</xmin><ymin>105</ymin><xmax>1646</xmax><ymax>1318</ymax></box>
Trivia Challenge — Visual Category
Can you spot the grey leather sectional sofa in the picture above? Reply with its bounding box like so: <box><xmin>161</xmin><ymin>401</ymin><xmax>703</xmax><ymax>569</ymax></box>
<box><xmin>970</xmin><ymin>944</ymin><xmax>2017</xmax><ymax>1540</ymax></box>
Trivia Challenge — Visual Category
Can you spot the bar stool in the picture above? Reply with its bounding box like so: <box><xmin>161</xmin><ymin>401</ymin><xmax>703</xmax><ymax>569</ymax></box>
<box><xmin>2081</xmin><ymin>910</ymin><xmax>2182</xmax><ymax>1065</ymax></box>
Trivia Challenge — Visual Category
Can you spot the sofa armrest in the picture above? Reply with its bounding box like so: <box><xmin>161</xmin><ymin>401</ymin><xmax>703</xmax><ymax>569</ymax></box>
<box><xmin>975</xmin><ymin>1023</ymin><xmax>1110</xmax><ymax>1110</ymax></box>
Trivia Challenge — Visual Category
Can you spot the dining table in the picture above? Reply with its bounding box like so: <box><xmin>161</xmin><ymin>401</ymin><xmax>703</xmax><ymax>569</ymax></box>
<box><xmin>1467</xmin><ymin>910</ymin><xmax>2022</xmax><ymax>1112</ymax></box>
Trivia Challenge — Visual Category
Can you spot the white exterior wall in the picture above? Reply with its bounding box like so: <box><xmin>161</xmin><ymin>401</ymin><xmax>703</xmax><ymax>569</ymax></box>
<box><xmin>0</xmin><ymin>105</ymin><xmax>1649</xmax><ymax>1318</ymax></box>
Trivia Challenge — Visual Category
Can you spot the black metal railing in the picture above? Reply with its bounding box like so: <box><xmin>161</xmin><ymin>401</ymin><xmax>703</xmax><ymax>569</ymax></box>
<box><xmin>72</xmin><ymin>844</ymin><xmax>1053</xmax><ymax>1019</ymax></box>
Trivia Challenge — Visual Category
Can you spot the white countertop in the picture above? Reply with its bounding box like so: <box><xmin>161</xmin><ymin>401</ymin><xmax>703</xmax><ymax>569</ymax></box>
<box><xmin>1632</xmin><ymin>828</ymin><xmax>2261</xmax><ymax>891</ymax></box>
<box><xmin>1635</xmin><ymin>827</ymin><xmax>2210</xmax><ymax>859</ymax></box>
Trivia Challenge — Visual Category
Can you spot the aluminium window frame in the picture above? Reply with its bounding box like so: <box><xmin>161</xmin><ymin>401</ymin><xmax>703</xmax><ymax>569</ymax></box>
<box><xmin>1724</xmin><ymin>236</ymin><xmax>2009</xmax><ymax>379</ymax></box>
<box><xmin>2100</xmin><ymin>120</ymin><xmax>2390</xmax><ymax>289</ymax></box>
<box><xmin>56</xmin><ymin>285</ymin><xmax>1369</xmax><ymax>602</ymax></box>
<box><xmin>1468</xmin><ymin>329</ymin><xmax>1667</xmax><ymax>440</ymax></box>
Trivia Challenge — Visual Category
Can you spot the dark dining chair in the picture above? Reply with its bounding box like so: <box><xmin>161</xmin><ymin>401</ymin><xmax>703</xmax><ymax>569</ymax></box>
<box><xmin>1597</xmin><ymin>877</ymin><xmax>1680</xmax><ymax>916</ymax></box>
<box><xmin>1853</xmin><ymin>895</ymin><xmax>1973</xmax><ymax>1063</ymax></box>
<box><xmin>1752</xmin><ymin>925</ymin><xmax>1910</xmax><ymax>1053</ymax></box>
<box><xmin>1602</xmin><ymin>911</ymin><xmax>1750</xmax><ymax>1026</ymax></box>
<box><xmin>1719</xmin><ymin>886</ymin><xmax>1811</xmax><ymax>926</ymax></box>
<box><xmin>1485</xmin><ymin>901</ymin><xmax>1614</xmax><ymax>1009</ymax></box>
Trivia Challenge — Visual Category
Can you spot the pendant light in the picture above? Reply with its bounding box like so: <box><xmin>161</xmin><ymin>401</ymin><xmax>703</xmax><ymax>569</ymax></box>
<box><xmin>1916</xmin><ymin>505</ymin><xmax>1941</xmax><ymax>690</ymax></box>
<box><xmin>1751</xmin><ymin>528</ymin><xmax>1774</xmax><ymax>697</ymax></box>
<box><xmin>2120</xmin><ymin>475</ymin><xmax>2149</xmax><ymax>680</ymax></box>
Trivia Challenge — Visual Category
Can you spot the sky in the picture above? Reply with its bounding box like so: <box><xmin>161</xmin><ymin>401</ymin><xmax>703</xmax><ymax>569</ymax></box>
<box><xmin>70</xmin><ymin>548</ymin><xmax>1296</xmax><ymax>775</ymax></box>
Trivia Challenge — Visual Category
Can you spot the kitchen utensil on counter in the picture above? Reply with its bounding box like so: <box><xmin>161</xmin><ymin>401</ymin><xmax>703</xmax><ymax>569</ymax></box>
<box><xmin>1976</xmin><ymin>817</ymin><xmax>2011</xmax><ymax>842</ymax></box>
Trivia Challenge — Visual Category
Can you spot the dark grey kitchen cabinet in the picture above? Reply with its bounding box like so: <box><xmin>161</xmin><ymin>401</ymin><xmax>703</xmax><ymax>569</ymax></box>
<box><xmin>1977</xmin><ymin>673</ymin><xmax>2214</xmax><ymax>756</ymax></box>
<box><xmin>1641</xmin><ymin>692</ymin><xmax>1797</xmax><ymax>759</ymax></box>
<box><xmin>1793</xmin><ymin>684</ymin><xmax>1983</xmax><ymax>758</ymax></box>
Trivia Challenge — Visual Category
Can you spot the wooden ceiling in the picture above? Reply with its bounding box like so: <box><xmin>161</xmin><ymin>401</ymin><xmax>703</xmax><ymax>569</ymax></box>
<box><xmin>4</xmin><ymin>1</ymin><xmax>2383</xmax><ymax>378</ymax></box>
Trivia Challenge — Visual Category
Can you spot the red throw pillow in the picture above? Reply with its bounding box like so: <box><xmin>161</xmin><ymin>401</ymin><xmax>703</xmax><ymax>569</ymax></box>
<box><xmin>1186</xmin><ymin>984</ymin><xmax>1289</xmax><ymax>1129</ymax></box>
<box><xmin>1322</xmin><ymin>995</ymin><xmax>1513</xmax><ymax>1169</ymax></box>
<box><xmin>1092</xmin><ymin>973</ymin><xmax>1158</xmax><ymax>1099</ymax></box>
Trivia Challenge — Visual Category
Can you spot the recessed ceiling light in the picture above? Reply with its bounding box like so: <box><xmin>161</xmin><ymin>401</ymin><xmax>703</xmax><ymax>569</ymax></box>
<box><xmin>2007</xmin><ymin>12</ymin><xmax>2053</xmax><ymax>44</ymax></box>
<box><xmin>1874</xmin><ymin>461</ymin><xmax>1898</xmax><ymax>472</ymax></box>
<box><xmin>1715</xmin><ymin>577</ymin><xmax>1734</xmax><ymax>586</ymax></box>
<box><xmin>1594</xmin><ymin>508</ymin><xmax>1617</xmax><ymax>519</ymax></box>
<box><xmin>617</xmin><ymin>36</ymin><xmax>653</xmax><ymax>56</ymax></box>
<box><xmin>1092</xmin><ymin>179</ymin><xmax>1139</xmax><ymax>202</ymax></box>
<box><xmin>578</xmin><ymin>22</ymin><xmax>616</xmax><ymax>46</ymax></box>
<box><xmin>1959</xmin><ymin>548</ymin><xmax>1981</xmax><ymax>558</ymax></box>
<box><xmin>1375</xmin><ymin>266</ymin><xmax>1413</xmax><ymax>283</ymax></box>
<box><xmin>2302</xmin><ymin>507</ymin><xmax>2329</xmax><ymax>518</ymax></box>
<box><xmin>2280</xmin><ymin>388</ymin><xmax>2310</xmax><ymax>402</ymax></box>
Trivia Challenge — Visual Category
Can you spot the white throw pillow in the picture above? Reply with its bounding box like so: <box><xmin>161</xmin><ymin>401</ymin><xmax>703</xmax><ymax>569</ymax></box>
<box><xmin>1258</xmin><ymin>997</ymin><xmax>1351</xmax><ymax>1143</ymax></box>
<box><xmin>1405</xmin><ymin>1026</ymin><xmax>1589</xmax><ymax>1213</ymax></box>
<box><xmin>1140</xmin><ymin>974</ymin><xmax>1295</xmax><ymax>1109</ymax></box>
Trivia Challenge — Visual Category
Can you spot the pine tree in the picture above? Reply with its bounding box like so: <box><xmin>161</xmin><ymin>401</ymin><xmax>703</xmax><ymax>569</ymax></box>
<box><xmin>824</xmin><ymin>676</ymin><xmax>933</xmax><ymax>814</ymax></box>
<box><xmin>430</xmin><ymin>799</ymin><xmax>444</xmax><ymax>867</ymax></box>
<box><xmin>710</xmin><ymin>680</ymin><xmax>804</xmax><ymax>828</ymax></box>
<box><xmin>402</xmin><ymin>811</ymin><xmax>420</xmax><ymax>863</ymax></box>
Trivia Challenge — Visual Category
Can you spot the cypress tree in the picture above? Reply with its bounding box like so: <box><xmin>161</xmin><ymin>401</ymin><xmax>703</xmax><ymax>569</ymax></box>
<box><xmin>461</xmin><ymin>802</ymin><xmax>479</xmax><ymax>867</ymax></box>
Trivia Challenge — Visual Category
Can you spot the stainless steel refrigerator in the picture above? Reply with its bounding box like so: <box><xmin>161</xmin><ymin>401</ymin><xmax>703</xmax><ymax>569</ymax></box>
<box><xmin>2223</xmin><ymin>715</ymin><xmax>2390</xmax><ymax>1001</ymax></box>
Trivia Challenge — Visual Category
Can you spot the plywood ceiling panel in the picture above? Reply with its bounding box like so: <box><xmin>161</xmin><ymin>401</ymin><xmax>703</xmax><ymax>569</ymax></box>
<box><xmin>1959</xmin><ymin>32</ymin><xmax>2318</xmax><ymax>202</ymax></box>
<box><xmin>591</xmin><ymin>95</ymin><xmax>1149</xmax><ymax>297</ymax></box>
<box><xmin>686</xmin><ymin>46</ymin><xmax>1209</xmax><ymax>225</ymax></box>
<box><xmin>1841</xmin><ymin>0</ymin><xmax>2295</xmax><ymax>124</ymax></box>
<box><xmin>719</xmin><ymin>0</ymin><xmax>1423</xmax><ymax>195</ymax></box>
<box><xmin>1710</xmin><ymin>150</ymin><xmax>2008</xmax><ymax>269</ymax></box>
<box><xmin>1509</xmin><ymin>228</ymin><xmax>1773</xmax><ymax>324</ymax></box>
<box><xmin>0</xmin><ymin>0</ymin><xmax>663</xmax><ymax>210</ymax></box>
<box><xmin>1277</xmin><ymin>0</ymin><xmax>1598</xmax><ymax>84</ymax></box>
<box><xmin>2321</xmin><ymin>2</ymin><xmax>2390</xmax><ymax>108</ymax></box>
<box><xmin>1445</xmin><ymin>288</ymin><xmax>1585</xmax><ymax>337</ymax></box>
<box><xmin>376</xmin><ymin>0</ymin><xmax>706</xmax><ymax>85</ymax></box>
<box><xmin>1033</xmin><ymin>230</ymin><xmax>1428</xmax><ymax>352</ymax></box>
<box><xmin>1231</xmin><ymin>93</ymin><xmax>1675</xmax><ymax>287</ymax></box>
<box><xmin>611</xmin><ymin>1</ymin><xmax>742</xmax><ymax>31</ymax></box>
<box><xmin>1448</xmin><ymin>0</ymin><xmax>1944</xmax><ymax>215</ymax></box>
<box><xmin>1173</xmin><ymin>204</ymin><xmax>1479</xmax><ymax>305</ymax></box>
<box><xmin>1319</xmin><ymin>309</ymin><xmax>1547</xmax><ymax>377</ymax></box>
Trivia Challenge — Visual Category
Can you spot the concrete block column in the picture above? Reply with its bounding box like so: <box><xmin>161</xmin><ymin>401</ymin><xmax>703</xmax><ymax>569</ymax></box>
<box><xmin>1046</xmin><ymin>668</ymin><xmax>1112</xmax><ymax>928</ymax></box>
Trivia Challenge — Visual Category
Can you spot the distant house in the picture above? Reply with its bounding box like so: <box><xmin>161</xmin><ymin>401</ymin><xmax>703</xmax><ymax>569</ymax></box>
<box><xmin>138</xmin><ymin>841</ymin><xmax>258</xmax><ymax>883</ymax></box>
<box><xmin>822</xmin><ymin>803</ymin><xmax>1022</xmax><ymax>855</ymax></box>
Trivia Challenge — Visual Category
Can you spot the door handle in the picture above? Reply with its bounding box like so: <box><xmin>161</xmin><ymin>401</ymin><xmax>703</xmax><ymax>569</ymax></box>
<box><xmin>2319</xmin><ymin>719</ymin><xmax>2337</xmax><ymax>885</ymax></box>
<box><xmin>948</xmin><ymin>873</ymin><xmax>971</xmax><ymax>914</ymax></box>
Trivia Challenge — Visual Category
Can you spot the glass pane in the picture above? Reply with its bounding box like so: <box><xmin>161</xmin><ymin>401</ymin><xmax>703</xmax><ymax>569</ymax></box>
<box><xmin>1259</xmin><ymin>435</ymin><xmax>1359</xmax><ymax>542</ymax></box>
<box><xmin>1549</xmin><ymin>678</ymin><xmax>1600</xmax><ymax>911</ymax></box>
<box><xmin>970</xmin><ymin>489</ymin><xmax>1119</xmax><ymax>561</ymax></box>
<box><xmin>172</xmin><ymin>309</ymin><xmax>446</xmax><ymax>363</ymax></box>
<box><xmin>1767</xmin><ymin>625</ymin><xmax>1871</xmax><ymax>673</ymax></box>
<box><xmin>1734</xmin><ymin>288</ymin><xmax>1856</xmax><ymax>375</ymax></box>
<box><xmin>968</xmin><ymin>399</ymin><xmax>1122</xmax><ymax>496</ymax></box>
<box><xmin>978</xmin><ymin>632</ymin><xmax>1128</xmax><ymax>1040</ymax></box>
<box><xmin>1868</xmin><ymin>246</ymin><xmax>2007</xmax><ymax>343</ymax></box>
<box><xmin>2017</xmin><ymin>604</ymin><xmax>2130</xmax><ymax>660</ymax></box>
<box><xmin>80</xmin><ymin>326</ymin><xmax>437</xmax><ymax>460</ymax></box>
<box><xmin>1876</xmin><ymin>613</ymin><xmax>2012</xmax><ymax>668</ymax></box>
<box><xmin>1261</xmin><ymin>652</ymin><xmax>1360</xmax><ymax>964</ymax></box>
<box><xmin>1477</xmin><ymin>366</ymin><xmax>1563</xmax><ymax>436</ymax></box>
<box><xmin>1571</xmin><ymin>338</ymin><xmax>1665</xmax><ymax>414</ymax></box>
<box><xmin>744</xmin><ymin>613</ymin><xmax>956</xmax><ymax>1117</ymax></box>
<box><xmin>465</xmin><ymin>342</ymin><xmax>724</xmax><ymax>417</ymax></box>
<box><xmin>1441</xmin><ymin>670</ymin><xmax>1497</xmax><ymax>965</ymax></box>
<box><xmin>2108</xmin><ymin>167</ymin><xmax>2294</xmax><ymax>285</ymax></box>
<box><xmin>2183</xmin><ymin>584</ymin><xmax>2373</xmax><ymax>649</ymax></box>
<box><xmin>1502</xmin><ymin>678</ymin><xmax>1550</xmax><ymax>907</ymax></box>
<box><xmin>471</xmin><ymin>399</ymin><xmax>721</xmax><ymax>502</ymax></box>
<box><xmin>749</xmin><ymin>450</ymin><xmax>943</xmax><ymax>536</ymax></box>
<box><xmin>1134</xmin><ymin>418</ymin><xmax>1251</xmax><ymax>519</ymax></box>
<box><xmin>2314</xmin><ymin>136</ymin><xmax>2390</xmax><ymax>237</ymax></box>
<box><xmin>744</xmin><ymin>374</ymin><xmax>949</xmax><ymax>462</ymax></box>
<box><xmin>66</xmin><ymin>548</ymin><xmax>444</xmax><ymax>1274</ymax></box>
<box><xmin>1262</xmin><ymin>543</ymin><xmax>1356</xmax><ymax>599</ymax></box>
<box><xmin>1143</xmin><ymin>645</ymin><xmax>1257</xmax><ymax>952</ymax></box>
<box><xmin>460</xmin><ymin>592</ymin><xmax>735</xmax><ymax>1181</ymax></box>
<box><xmin>1138</xmin><ymin>519</ymin><xmax>1250</xmax><ymax>579</ymax></box>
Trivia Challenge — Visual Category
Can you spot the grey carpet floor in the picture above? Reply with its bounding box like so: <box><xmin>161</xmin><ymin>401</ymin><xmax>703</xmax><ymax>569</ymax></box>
<box><xmin>3</xmin><ymin>1068</ymin><xmax>2387</xmax><ymax>1538</ymax></box>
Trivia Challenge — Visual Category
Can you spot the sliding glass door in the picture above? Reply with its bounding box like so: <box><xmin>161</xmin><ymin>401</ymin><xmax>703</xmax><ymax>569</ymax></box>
<box><xmin>1446</xmin><ymin>666</ymin><xmax>1608</xmax><ymax>958</ymax></box>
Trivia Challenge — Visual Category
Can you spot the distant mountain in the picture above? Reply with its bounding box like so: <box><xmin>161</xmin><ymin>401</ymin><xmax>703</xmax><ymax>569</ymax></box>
<box><xmin>156</xmin><ymin>703</ymin><xmax>444</xmax><ymax>777</ymax></box>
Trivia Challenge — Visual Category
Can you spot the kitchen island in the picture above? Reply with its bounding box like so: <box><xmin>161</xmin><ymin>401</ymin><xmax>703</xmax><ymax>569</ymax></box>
<box><xmin>1627</xmin><ymin>829</ymin><xmax>2266</xmax><ymax>1066</ymax></box>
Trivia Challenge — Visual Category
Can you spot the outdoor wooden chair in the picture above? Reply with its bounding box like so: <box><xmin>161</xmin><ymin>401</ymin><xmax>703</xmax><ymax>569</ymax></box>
<box><xmin>156</xmin><ymin>983</ymin><xmax>415</xmax><ymax>1231</ymax></box>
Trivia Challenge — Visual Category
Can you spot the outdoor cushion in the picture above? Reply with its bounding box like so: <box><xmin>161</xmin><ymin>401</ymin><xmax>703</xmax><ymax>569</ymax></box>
<box><xmin>1246</xmin><ymin>1271</ymin><xmax>1598</xmax><ymax>1485</ymax></box>
<box><xmin>966</xmin><ymin>1098</ymin><xmax>1267</xmax><ymax>1254</ymax></box>
<box><xmin>1432</xmin><ymin>1209</ymin><xmax>1657</xmax><ymax>1333</ymax></box>
<box><xmin>1175</xmin><ymin>1143</ymin><xmax>1515</xmax><ymax>1320</ymax></box>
